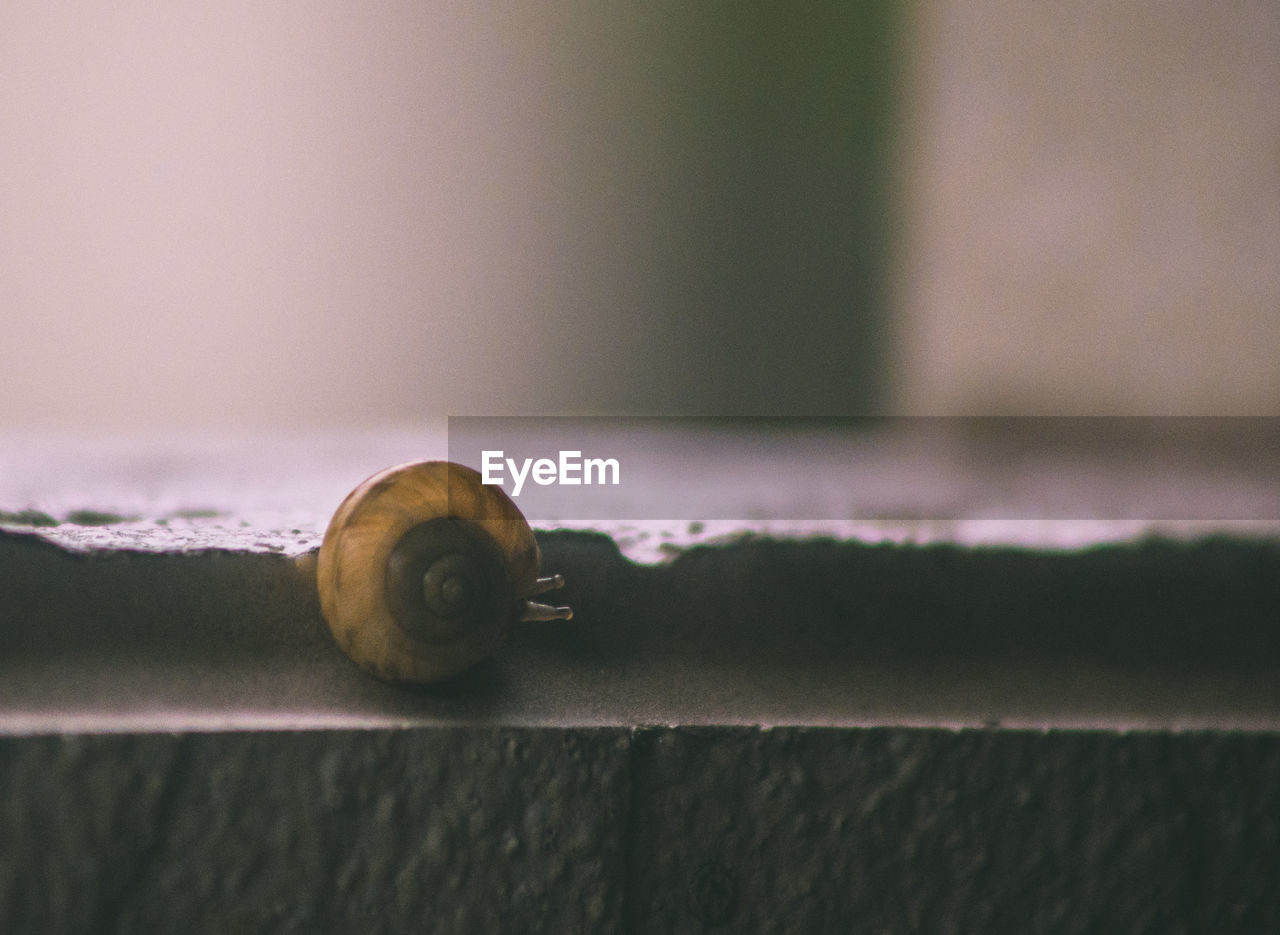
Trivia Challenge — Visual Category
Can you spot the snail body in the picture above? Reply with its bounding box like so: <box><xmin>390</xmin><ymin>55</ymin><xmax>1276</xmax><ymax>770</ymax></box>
<box><xmin>316</xmin><ymin>460</ymin><xmax>569</xmax><ymax>684</ymax></box>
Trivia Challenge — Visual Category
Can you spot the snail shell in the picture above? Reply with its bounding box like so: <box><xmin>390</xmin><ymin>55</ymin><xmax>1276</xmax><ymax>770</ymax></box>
<box><xmin>316</xmin><ymin>460</ymin><xmax>569</xmax><ymax>684</ymax></box>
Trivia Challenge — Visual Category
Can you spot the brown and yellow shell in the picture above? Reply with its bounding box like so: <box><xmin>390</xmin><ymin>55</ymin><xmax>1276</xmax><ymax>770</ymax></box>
<box><xmin>316</xmin><ymin>460</ymin><xmax>568</xmax><ymax>684</ymax></box>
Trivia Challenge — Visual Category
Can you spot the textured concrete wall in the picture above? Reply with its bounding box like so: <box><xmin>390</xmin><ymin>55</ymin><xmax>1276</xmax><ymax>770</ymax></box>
<box><xmin>2</xmin><ymin>727</ymin><xmax>1278</xmax><ymax>933</ymax></box>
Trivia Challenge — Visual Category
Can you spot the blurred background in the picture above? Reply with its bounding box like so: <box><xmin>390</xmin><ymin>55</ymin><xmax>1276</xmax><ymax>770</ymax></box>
<box><xmin>2</xmin><ymin>1</ymin><xmax>1277</xmax><ymax>433</ymax></box>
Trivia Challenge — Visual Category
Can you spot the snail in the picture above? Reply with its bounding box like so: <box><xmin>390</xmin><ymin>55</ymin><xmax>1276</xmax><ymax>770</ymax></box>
<box><xmin>316</xmin><ymin>460</ymin><xmax>571</xmax><ymax>684</ymax></box>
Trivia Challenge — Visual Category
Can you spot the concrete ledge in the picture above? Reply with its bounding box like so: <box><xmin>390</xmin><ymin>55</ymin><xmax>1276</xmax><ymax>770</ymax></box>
<box><xmin>2</xmin><ymin>428</ymin><xmax>1279</xmax><ymax>929</ymax></box>
<box><xmin>1</xmin><ymin>527</ymin><xmax>1278</xmax><ymax>731</ymax></box>
<box><xmin>1</xmin><ymin>426</ymin><xmax>1279</xmax><ymax>731</ymax></box>
<box><xmin>2</xmin><ymin>726</ymin><xmax>1277</xmax><ymax>933</ymax></box>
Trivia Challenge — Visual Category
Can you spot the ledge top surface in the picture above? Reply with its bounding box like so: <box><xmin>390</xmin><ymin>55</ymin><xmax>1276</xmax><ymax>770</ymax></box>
<box><xmin>1</xmin><ymin>422</ymin><xmax>1278</xmax><ymax>734</ymax></box>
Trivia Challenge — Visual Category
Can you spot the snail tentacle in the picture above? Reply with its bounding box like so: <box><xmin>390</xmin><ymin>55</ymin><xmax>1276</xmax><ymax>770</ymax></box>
<box><xmin>529</xmin><ymin>573</ymin><xmax>566</xmax><ymax>596</ymax></box>
<box><xmin>520</xmin><ymin>601</ymin><xmax>574</xmax><ymax>623</ymax></box>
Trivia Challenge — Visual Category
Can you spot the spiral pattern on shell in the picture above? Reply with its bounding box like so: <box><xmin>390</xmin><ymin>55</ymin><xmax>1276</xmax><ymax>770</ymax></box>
<box><xmin>316</xmin><ymin>460</ymin><xmax>541</xmax><ymax>684</ymax></box>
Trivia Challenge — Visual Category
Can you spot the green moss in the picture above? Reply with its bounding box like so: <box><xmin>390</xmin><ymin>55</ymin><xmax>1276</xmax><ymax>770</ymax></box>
<box><xmin>0</xmin><ymin>509</ymin><xmax>59</xmax><ymax>527</ymax></box>
<box><xmin>64</xmin><ymin>510</ymin><xmax>137</xmax><ymax>526</ymax></box>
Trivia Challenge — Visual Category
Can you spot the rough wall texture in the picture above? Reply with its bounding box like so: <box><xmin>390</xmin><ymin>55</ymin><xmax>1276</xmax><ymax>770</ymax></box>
<box><xmin>2</xmin><ymin>726</ymin><xmax>1278</xmax><ymax>934</ymax></box>
<box><xmin>627</xmin><ymin>728</ymin><xmax>1280</xmax><ymax>934</ymax></box>
<box><xmin>0</xmin><ymin>730</ymin><xmax>629</xmax><ymax>934</ymax></box>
